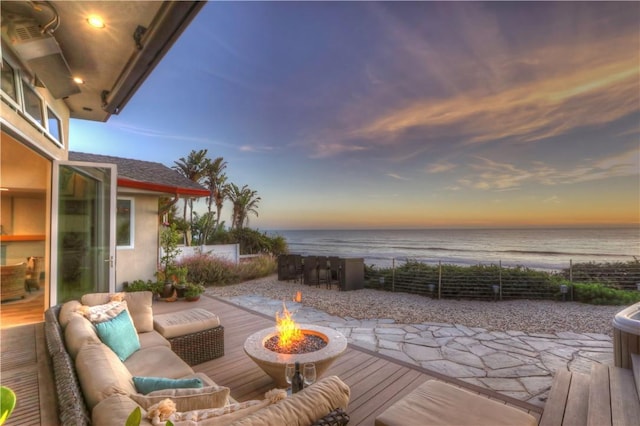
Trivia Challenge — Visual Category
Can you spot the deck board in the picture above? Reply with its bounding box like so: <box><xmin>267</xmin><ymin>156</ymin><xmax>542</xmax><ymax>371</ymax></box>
<box><xmin>562</xmin><ymin>372</ymin><xmax>590</xmax><ymax>426</ymax></box>
<box><xmin>0</xmin><ymin>323</ymin><xmax>53</xmax><ymax>426</ymax></box>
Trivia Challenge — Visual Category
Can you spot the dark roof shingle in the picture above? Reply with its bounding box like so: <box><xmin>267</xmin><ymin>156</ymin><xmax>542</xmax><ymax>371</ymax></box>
<box><xmin>69</xmin><ymin>152</ymin><xmax>208</xmax><ymax>196</ymax></box>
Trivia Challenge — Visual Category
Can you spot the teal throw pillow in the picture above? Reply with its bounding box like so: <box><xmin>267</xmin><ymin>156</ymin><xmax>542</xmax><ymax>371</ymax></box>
<box><xmin>94</xmin><ymin>309</ymin><xmax>140</xmax><ymax>361</ymax></box>
<box><xmin>133</xmin><ymin>377</ymin><xmax>203</xmax><ymax>395</ymax></box>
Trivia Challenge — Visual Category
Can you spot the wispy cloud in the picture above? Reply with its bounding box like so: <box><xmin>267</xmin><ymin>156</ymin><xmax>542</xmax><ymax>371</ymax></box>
<box><xmin>343</xmin><ymin>7</ymin><xmax>639</xmax><ymax>150</ymax></box>
<box><xmin>239</xmin><ymin>145</ymin><xmax>275</xmax><ymax>153</ymax></box>
<box><xmin>308</xmin><ymin>143</ymin><xmax>368</xmax><ymax>159</ymax></box>
<box><xmin>456</xmin><ymin>147</ymin><xmax>640</xmax><ymax>191</ymax></box>
<box><xmin>111</xmin><ymin>122</ymin><xmax>235</xmax><ymax>148</ymax></box>
<box><xmin>387</xmin><ymin>173</ymin><xmax>410</xmax><ymax>181</ymax></box>
<box><xmin>426</xmin><ymin>161</ymin><xmax>457</xmax><ymax>173</ymax></box>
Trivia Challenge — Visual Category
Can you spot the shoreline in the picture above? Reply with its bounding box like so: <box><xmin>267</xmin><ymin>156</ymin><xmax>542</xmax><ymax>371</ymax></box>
<box><xmin>206</xmin><ymin>275</ymin><xmax>625</xmax><ymax>336</ymax></box>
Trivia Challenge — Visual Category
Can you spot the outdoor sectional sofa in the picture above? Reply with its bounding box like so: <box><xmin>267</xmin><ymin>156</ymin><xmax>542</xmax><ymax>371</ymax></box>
<box><xmin>44</xmin><ymin>291</ymin><xmax>350</xmax><ymax>425</ymax></box>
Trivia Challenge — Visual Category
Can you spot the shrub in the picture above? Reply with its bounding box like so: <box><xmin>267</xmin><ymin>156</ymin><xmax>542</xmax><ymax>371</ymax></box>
<box><xmin>178</xmin><ymin>254</ymin><xmax>235</xmax><ymax>285</ymax></box>
<box><xmin>570</xmin><ymin>281</ymin><xmax>640</xmax><ymax>305</ymax></box>
<box><xmin>235</xmin><ymin>255</ymin><xmax>277</xmax><ymax>282</ymax></box>
<box><xmin>176</xmin><ymin>253</ymin><xmax>276</xmax><ymax>287</ymax></box>
<box><xmin>211</xmin><ymin>228</ymin><xmax>288</xmax><ymax>256</ymax></box>
<box><xmin>559</xmin><ymin>259</ymin><xmax>640</xmax><ymax>291</ymax></box>
<box><xmin>124</xmin><ymin>279</ymin><xmax>157</xmax><ymax>292</ymax></box>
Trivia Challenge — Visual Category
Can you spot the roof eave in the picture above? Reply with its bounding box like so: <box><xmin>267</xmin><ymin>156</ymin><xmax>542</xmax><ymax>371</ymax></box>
<box><xmin>118</xmin><ymin>177</ymin><xmax>209</xmax><ymax>197</ymax></box>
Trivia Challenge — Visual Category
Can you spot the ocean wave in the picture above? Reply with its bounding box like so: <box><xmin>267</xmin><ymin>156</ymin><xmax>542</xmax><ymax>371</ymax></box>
<box><xmin>386</xmin><ymin>245</ymin><xmax>631</xmax><ymax>258</ymax></box>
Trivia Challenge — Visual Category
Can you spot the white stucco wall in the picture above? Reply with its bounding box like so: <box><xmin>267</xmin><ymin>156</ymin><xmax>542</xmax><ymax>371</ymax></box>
<box><xmin>115</xmin><ymin>194</ymin><xmax>159</xmax><ymax>289</ymax></box>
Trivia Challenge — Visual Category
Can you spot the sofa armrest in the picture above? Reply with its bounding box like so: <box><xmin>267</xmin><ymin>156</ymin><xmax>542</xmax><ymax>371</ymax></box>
<box><xmin>232</xmin><ymin>376</ymin><xmax>350</xmax><ymax>426</ymax></box>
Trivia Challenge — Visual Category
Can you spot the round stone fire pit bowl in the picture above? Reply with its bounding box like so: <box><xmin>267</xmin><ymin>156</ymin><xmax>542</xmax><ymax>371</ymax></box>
<box><xmin>244</xmin><ymin>324</ymin><xmax>347</xmax><ymax>388</ymax></box>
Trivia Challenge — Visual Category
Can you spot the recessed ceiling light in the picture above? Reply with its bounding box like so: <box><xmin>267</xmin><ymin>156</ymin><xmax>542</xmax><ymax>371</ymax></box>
<box><xmin>87</xmin><ymin>15</ymin><xmax>105</xmax><ymax>29</ymax></box>
<box><xmin>73</xmin><ymin>77</ymin><xmax>84</xmax><ymax>84</ymax></box>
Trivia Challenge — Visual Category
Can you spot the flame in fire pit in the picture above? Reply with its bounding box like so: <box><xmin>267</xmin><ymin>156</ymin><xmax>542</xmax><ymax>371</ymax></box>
<box><xmin>275</xmin><ymin>301</ymin><xmax>304</xmax><ymax>350</ymax></box>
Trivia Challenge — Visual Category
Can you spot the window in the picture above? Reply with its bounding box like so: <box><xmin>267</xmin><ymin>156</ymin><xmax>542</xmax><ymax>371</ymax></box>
<box><xmin>1</xmin><ymin>58</ymin><xmax>19</xmax><ymax>104</ymax></box>
<box><xmin>2</xmin><ymin>53</ymin><xmax>65</xmax><ymax>146</ymax></box>
<box><xmin>46</xmin><ymin>106</ymin><xmax>62</xmax><ymax>143</ymax></box>
<box><xmin>22</xmin><ymin>81</ymin><xmax>44</xmax><ymax>127</ymax></box>
<box><xmin>116</xmin><ymin>198</ymin><xmax>134</xmax><ymax>248</ymax></box>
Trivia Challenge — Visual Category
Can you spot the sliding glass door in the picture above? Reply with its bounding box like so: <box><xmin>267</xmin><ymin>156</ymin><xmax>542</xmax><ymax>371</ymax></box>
<box><xmin>51</xmin><ymin>162</ymin><xmax>116</xmax><ymax>304</ymax></box>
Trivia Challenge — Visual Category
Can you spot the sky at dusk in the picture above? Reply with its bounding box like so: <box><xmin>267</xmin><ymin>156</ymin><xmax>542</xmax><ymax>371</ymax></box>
<box><xmin>69</xmin><ymin>1</ymin><xmax>640</xmax><ymax>230</ymax></box>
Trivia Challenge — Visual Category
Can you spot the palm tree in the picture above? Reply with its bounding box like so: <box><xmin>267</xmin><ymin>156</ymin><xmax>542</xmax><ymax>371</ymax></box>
<box><xmin>203</xmin><ymin>157</ymin><xmax>228</xmax><ymax>227</ymax></box>
<box><xmin>227</xmin><ymin>184</ymin><xmax>261</xmax><ymax>229</ymax></box>
<box><xmin>172</xmin><ymin>149</ymin><xmax>208</xmax><ymax>223</ymax></box>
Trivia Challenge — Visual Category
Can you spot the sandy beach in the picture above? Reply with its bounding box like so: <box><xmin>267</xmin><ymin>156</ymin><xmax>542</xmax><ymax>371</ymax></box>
<box><xmin>206</xmin><ymin>275</ymin><xmax>625</xmax><ymax>336</ymax></box>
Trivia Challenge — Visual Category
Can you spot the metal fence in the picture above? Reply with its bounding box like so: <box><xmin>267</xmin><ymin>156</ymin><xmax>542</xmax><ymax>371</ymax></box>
<box><xmin>364</xmin><ymin>259</ymin><xmax>640</xmax><ymax>301</ymax></box>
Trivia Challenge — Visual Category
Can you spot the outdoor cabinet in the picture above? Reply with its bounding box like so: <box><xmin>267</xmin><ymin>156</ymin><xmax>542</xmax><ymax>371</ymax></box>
<box><xmin>340</xmin><ymin>258</ymin><xmax>364</xmax><ymax>291</ymax></box>
<box><xmin>303</xmin><ymin>256</ymin><xmax>319</xmax><ymax>285</ymax></box>
<box><xmin>277</xmin><ymin>255</ymin><xmax>290</xmax><ymax>281</ymax></box>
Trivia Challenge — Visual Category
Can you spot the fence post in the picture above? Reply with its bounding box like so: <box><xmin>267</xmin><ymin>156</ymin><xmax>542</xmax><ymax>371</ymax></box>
<box><xmin>438</xmin><ymin>260</ymin><xmax>442</xmax><ymax>299</ymax></box>
<box><xmin>392</xmin><ymin>258</ymin><xmax>395</xmax><ymax>292</ymax></box>
<box><xmin>569</xmin><ymin>259</ymin><xmax>573</xmax><ymax>301</ymax></box>
<box><xmin>499</xmin><ymin>260</ymin><xmax>503</xmax><ymax>301</ymax></box>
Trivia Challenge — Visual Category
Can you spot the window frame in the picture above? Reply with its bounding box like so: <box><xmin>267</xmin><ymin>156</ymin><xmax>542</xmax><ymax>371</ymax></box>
<box><xmin>21</xmin><ymin>78</ymin><xmax>46</xmax><ymax>130</ymax></box>
<box><xmin>45</xmin><ymin>105</ymin><xmax>63</xmax><ymax>147</ymax></box>
<box><xmin>1</xmin><ymin>57</ymin><xmax>22</xmax><ymax>110</ymax></box>
<box><xmin>2</xmin><ymin>51</ymin><xmax>65</xmax><ymax>147</ymax></box>
<box><xmin>116</xmin><ymin>197</ymin><xmax>135</xmax><ymax>249</ymax></box>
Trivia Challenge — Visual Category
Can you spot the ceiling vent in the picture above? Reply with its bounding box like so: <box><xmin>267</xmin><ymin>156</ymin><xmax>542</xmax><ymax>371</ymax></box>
<box><xmin>5</xmin><ymin>19</ymin><xmax>79</xmax><ymax>99</ymax></box>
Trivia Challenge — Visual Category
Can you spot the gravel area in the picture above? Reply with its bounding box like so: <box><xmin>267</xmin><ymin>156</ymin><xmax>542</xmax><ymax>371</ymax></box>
<box><xmin>206</xmin><ymin>275</ymin><xmax>625</xmax><ymax>336</ymax></box>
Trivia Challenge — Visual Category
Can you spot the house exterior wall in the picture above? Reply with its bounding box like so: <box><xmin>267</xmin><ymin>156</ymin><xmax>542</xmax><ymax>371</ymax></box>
<box><xmin>174</xmin><ymin>244</ymin><xmax>241</xmax><ymax>265</ymax></box>
<box><xmin>115</xmin><ymin>194</ymin><xmax>159</xmax><ymax>288</ymax></box>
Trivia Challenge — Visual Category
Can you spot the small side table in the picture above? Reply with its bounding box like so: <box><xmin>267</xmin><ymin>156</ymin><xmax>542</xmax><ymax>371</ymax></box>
<box><xmin>153</xmin><ymin>308</ymin><xmax>224</xmax><ymax>365</ymax></box>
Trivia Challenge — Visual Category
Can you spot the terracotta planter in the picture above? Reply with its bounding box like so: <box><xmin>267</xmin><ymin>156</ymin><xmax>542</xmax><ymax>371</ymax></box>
<box><xmin>185</xmin><ymin>295</ymin><xmax>200</xmax><ymax>302</ymax></box>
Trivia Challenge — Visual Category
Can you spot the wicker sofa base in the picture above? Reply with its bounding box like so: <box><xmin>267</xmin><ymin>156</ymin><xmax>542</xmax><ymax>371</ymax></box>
<box><xmin>312</xmin><ymin>408</ymin><xmax>350</xmax><ymax>426</ymax></box>
<box><xmin>169</xmin><ymin>325</ymin><xmax>224</xmax><ymax>366</ymax></box>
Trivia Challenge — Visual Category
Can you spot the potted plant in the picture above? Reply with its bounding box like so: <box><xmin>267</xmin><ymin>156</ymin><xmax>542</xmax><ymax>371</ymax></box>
<box><xmin>171</xmin><ymin>266</ymin><xmax>189</xmax><ymax>298</ymax></box>
<box><xmin>184</xmin><ymin>283</ymin><xmax>205</xmax><ymax>302</ymax></box>
<box><xmin>159</xmin><ymin>224</ymin><xmax>182</xmax><ymax>298</ymax></box>
<box><xmin>124</xmin><ymin>279</ymin><xmax>163</xmax><ymax>300</ymax></box>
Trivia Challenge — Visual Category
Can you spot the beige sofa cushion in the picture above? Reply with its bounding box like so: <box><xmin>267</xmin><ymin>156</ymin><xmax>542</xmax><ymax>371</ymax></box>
<box><xmin>92</xmin><ymin>394</ymin><xmax>152</xmax><ymax>426</ymax></box>
<box><xmin>59</xmin><ymin>300</ymin><xmax>84</xmax><ymax>328</ymax></box>
<box><xmin>80</xmin><ymin>292</ymin><xmax>113</xmax><ymax>307</ymax></box>
<box><xmin>374</xmin><ymin>380</ymin><xmax>538</xmax><ymax>426</ymax></box>
<box><xmin>153</xmin><ymin>308</ymin><xmax>220</xmax><ymax>339</ymax></box>
<box><xmin>130</xmin><ymin>385</ymin><xmax>230</xmax><ymax>412</ymax></box>
<box><xmin>75</xmin><ymin>343</ymin><xmax>137</xmax><ymax>409</ymax></box>
<box><xmin>124</xmin><ymin>346</ymin><xmax>193</xmax><ymax>379</ymax></box>
<box><xmin>82</xmin><ymin>291</ymin><xmax>154</xmax><ymax>333</ymax></box>
<box><xmin>65</xmin><ymin>315</ymin><xmax>100</xmax><ymax>359</ymax></box>
<box><xmin>232</xmin><ymin>375</ymin><xmax>350</xmax><ymax>426</ymax></box>
<box><xmin>138</xmin><ymin>330</ymin><xmax>171</xmax><ymax>349</ymax></box>
<box><xmin>169</xmin><ymin>400</ymin><xmax>269</xmax><ymax>426</ymax></box>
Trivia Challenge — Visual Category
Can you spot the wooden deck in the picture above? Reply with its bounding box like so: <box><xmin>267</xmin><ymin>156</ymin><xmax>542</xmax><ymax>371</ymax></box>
<box><xmin>1</xmin><ymin>294</ymin><xmax>543</xmax><ymax>425</ymax></box>
<box><xmin>0</xmin><ymin>323</ymin><xmax>57</xmax><ymax>426</ymax></box>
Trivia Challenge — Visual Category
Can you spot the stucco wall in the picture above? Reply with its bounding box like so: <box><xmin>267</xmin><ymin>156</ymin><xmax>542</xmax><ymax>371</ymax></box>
<box><xmin>115</xmin><ymin>194</ymin><xmax>159</xmax><ymax>288</ymax></box>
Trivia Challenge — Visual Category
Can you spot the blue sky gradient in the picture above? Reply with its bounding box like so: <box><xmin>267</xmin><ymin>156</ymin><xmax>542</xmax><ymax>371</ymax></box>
<box><xmin>70</xmin><ymin>2</ymin><xmax>640</xmax><ymax>230</ymax></box>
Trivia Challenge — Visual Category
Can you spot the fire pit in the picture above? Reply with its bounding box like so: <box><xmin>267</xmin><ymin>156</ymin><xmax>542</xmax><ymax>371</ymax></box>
<box><xmin>244</xmin><ymin>303</ymin><xmax>347</xmax><ymax>387</ymax></box>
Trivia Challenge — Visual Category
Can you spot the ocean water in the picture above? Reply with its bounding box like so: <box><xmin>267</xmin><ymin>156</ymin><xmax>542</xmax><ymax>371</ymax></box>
<box><xmin>269</xmin><ymin>227</ymin><xmax>640</xmax><ymax>271</ymax></box>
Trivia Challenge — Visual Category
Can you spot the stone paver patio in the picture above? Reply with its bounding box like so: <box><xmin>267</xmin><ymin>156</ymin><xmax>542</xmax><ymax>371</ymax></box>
<box><xmin>223</xmin><ymin>295</ymin><xmax>613</xmax><ymax>407</ymax></box>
